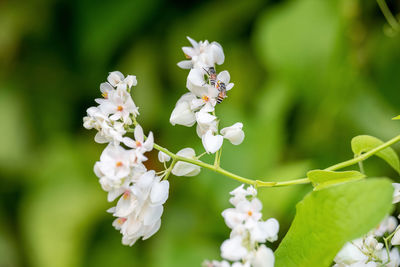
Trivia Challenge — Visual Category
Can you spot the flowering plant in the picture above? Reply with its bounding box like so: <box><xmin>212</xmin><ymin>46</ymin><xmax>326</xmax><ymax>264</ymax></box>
<box><xmin>84</xmin><ymin>37</ymin><xmax>400</xmax><ymax>267</ymax></box>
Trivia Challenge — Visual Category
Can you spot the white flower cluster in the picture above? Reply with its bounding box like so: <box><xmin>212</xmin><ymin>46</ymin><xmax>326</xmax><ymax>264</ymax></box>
<box><xmin>83</xmin><ymin>72</ymin><xmax>169</xmax><ymax>246</ymax></box>
<box><xmin>204</xmin><ymin>185</ymin><xmax>279</xmax><ymax>267</ymax></box>
<box><xmin>171</xmin><ymin>37</ymin><xmax>245</xmax><ymax>154</ymax></box>
<box><xmin>334</xmin><ymin>183</ymin><xmax>400</xmax><ymax>267</ymax></box>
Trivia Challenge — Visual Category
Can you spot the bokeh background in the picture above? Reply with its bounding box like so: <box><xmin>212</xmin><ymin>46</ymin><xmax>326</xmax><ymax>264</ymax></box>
<box><xmin>1</xmin><ymin>0</ymin><xmax>400</xmax><ymax>266</ymax></box>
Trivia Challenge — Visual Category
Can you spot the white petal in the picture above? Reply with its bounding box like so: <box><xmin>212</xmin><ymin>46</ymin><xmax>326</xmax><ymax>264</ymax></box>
<box><xmin>142</xmin><ymin>219</ymin><xmax>161</xmax><ymax>240</ymax></box>
<box><xmin>211</xmin><ymin>42</ymin><xmax>225</xmax><ymax>65</ymax></box>
<box><xmin>107</xmin><ymin>71</ymin><xmax>124</xmax><ymax>86</ymax></box>
<box><xmin>217</xmin><ymin>71</ymin><xmax>230</xmax><ymax>84</ymax></box>
<box><xmin>122</xmin><ymin>137</ymin><xmax>136</xmax><ymax>148</ymax></box>
<box><xmin>196</xmin><ymin>111</ymin><xmax>217</xmax><ymax>125</ymax></box>
<box><xmin>177</xmin><ymin>60</ymin><xmax>193</xmax><ymax>69</ymax></box>
<box><xmin>143</xmin><ymin>205</ymin><xmax>163</xmax><ymax>226</ymax></box>
<box><xmin>158</xmin><ymin>151</ymin><xmax>171</xmax><ymax>163</ymax></box>
<box><xmin>186</xmin><ymin>36</ymin><xmax>198</xmax><ymax>48</ymax></box>
<box><xmin>202</xmin><ymin>130</ymin><xmax>223</xmax><ymax>154</ymax></box>
<box><xmin>134</xmin><ymin>125</ymin><xmax>144</xmax><ymax>143</ymax></box>
<box><xmin>226</xmin><ymin>83</ymin><xmax>234</xmax><ymax>91</ymax></box>
<box><xmin>170</xmin><ymin>101</ymin><xmax>196</xmax><ymax>127</ymax></box>
<box><xmin>150</xmin><ymin>180</ymin><xmax>170</xmax><ymax>205</ymax></box>
<box><xmin>143</xmin><ymin>132</ymin><xmax>154</xmax><ymax>151</ymax></box>
<box><xmin>221</xmin><ymin>123</ymin><xmax>244</xmax><ymax>145</ymax></box>
<box><xmin>115</xmin><ymin>193</ymin><xmax>137</xmax><ymax>217</ymax></box>
<box><xmin>171</xmin><ymin>148</ymin><xmax>201</xmax><ymax>177</ymax></box>
<box><xmin>220</xmin><ymin>236</ymin><xmax>247</xmax><ymax>261</ymax></box>
<box><xmin>252</xmin><ymin>245</ymin><xmax>275</xmax><ymax>267</ymax></box>
<box><xmin>124</xmin><ymin>75</ymin><xmax>137</xmax><ymax>88</ymax></box>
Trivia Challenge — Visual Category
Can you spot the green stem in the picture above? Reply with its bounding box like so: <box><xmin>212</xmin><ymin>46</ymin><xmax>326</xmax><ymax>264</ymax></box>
<box><xmin>377</xmin><ymin>0</ymin><xmax>400</xmax><ymax>31</ymax></box>
<box><xmin>325</xmin><ymin>135</ymin><xmax>400</xmax><ymax>171</ymax></box>
<box><xmin>152</xmin><ymin>135</ymin><xmax>400</xmax><ymax>188</ymax></box>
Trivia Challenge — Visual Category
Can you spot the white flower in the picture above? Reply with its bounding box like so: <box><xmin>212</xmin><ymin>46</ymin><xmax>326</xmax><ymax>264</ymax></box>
<box><xmin>221</xmin><ymin>123</ymin><xmax>244</xmax><ymax>145</ymax></box>
<box><xmin>202</xmin><ymin>130</ymin><xmax>223</xmax><ymax>154</ymax></box>
<box><xmin>123</xmin><ymin>125</ymin><xmax>154</xmax><ymax>155</ymax></box>
<box><xmin>108</xmin><ymin>71</ymin><xmax>137</xmax><ymax>90</ymax></box>
<box><xmin>177</xmin><ymin>36</ymin><xmax>224</xmax><ymax>69</ymax></box>
<box><xmin>252</xmin><ymin>218</ymin><xmax>280</xmax><ymax>243</ymax></box>
<box><xmin>187</xmin><ymin>68</ymin><xmax>219</xmax><ymax>112</ymax></box>
<box><xmin>170</xmin><ymin>93</ymin><xmax>197</xmax><ymax>127</ymax></box>
<box><xmin>158</xmin><ymin>151</ymin><xmax>171</xmax><ymax>163</ymax></box>
<box><xmin>334</xmin><ymin>239</ymin><xmax>369</xmax><ymax>265</ymax></box>
<box><xmin>172</xmin><ymin>148</ymin><xmax>201</xmax><ymax>176</ymax></box>
<box><xmin>229</xmin><ymin>184</ymin><xmax>257</xmax><ymax>207</ymax></box>
<box><xmin>196</xmin><ymin>112</ymin><xmax>219</xmax><ymax>138</ymax></box>
<box><xmin>99</xmin><ymin>82</ymin><xmax>114</xmax><ymax>99</ymax></box>
<box><xmin>221</xmin><ymin>235</ymin><xmax>248</xmax><ymax>261</ymax></box>
<box><xmin>98</xmin><ymin>87</ymin><xmax>138</xmax><ymax>124</ymax></box>
<box><xmin>393</xmin><ymin>183</ymin><xmax>400</xmax><ymax>204</ymax></box>
<box><xmin>374</xmin><ymin>216</ymin><xmax>398</xmax><ymax>236</ymax></box>
<box><xmin>252</xmin><ymin>245</ymin><xmax>275</xmax><ymax>267</ymax></box>
<box><xmin>97</xmin><ymin>144</ymin><xmax>132</xmax><ymax>180</ymax></box>
<box><xmin>216</xmin><ymin>70</ymin><xmax>234</xmax><ymax>91</ymax></box>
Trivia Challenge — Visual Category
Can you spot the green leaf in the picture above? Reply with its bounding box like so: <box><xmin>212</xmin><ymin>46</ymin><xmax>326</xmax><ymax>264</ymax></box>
<box><xmin>307</xmin><ymin>170</ymin><xmax>365</xmax><ymax>191</ymax></box>
<box><xmin>275</xmin><ymin>178</ymin><xmax>393</xmax><ymax>267</ymax></box>
<box><xmin>351</xmin><ymin>135</ymin><xmax>400</xmax><ymax>174</ymax></box>
<box><xmin>393</xmin><ymin>115</ymin><xmax>400</xmax><ymax>120</ymax></box>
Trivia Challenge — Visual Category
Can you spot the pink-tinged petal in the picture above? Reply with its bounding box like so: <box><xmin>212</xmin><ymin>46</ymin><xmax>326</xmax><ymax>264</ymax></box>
<box><xmin>107</xmin><ymin>188</ymin><xmax>125</xmax><ymax>202</ymax></box>
<box><xmin>115</xmin><ymin>192</ymin><xmax>138</xmax><ymax>217</ymax></box>
<box><xmin>122</xmin><ymin>137</ymin><xmax>136</xmax><ymax>148</ymax></box>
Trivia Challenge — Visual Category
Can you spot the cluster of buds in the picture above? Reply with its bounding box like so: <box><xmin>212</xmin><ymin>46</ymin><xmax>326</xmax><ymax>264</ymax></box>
<box><xmin>203</xmin><ymin>185</ymin><xmax>279</xmax><ymax>267</ymax></box>
<box><xmin>170</xmin><ymin>37</ymin><xmax>244</xmax><ymax>153</ymax></box>
<box><xmin>83</xmin><ymin>72</ymin><xmax>169</xmax><ymax>246</ymax></box>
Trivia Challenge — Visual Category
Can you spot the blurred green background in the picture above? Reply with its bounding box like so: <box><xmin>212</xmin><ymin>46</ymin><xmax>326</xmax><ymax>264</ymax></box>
<box><xmin>1</xmin><ymin>0</ymin><xmax>400</xmax><ymax>266</ymax></box>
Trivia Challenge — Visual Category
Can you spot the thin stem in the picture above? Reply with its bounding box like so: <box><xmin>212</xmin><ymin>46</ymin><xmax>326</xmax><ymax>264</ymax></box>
<box><xmin>358</xmin><ymin>160</ymin><xmax>365</xmax><ymax>174</ymax></box>
<box><xmin>325</xmin><ymin>135</ymin><xmax>400</xmax><ymax>171</ymax></box>
<box><xmin>377</xmin><ymin>0</ymin><xmax>400</xmax><ymax>31</ymax></box>
<box><xmin>151</xmin><ymin>134</ymin><xmax>400</xmax><ymax>188</ymax></box>
<box><xmin>163</xmin><ymin>159</ymin><xmax>178</xmax><ymax>180</ymax></box>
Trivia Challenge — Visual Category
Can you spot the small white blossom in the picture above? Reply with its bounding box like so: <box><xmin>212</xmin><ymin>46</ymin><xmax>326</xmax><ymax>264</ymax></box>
<box><xmin>172</xmin><ymin>148</ymin><xmax>201</xmax><ymax>176</ymax></box>
<box><xmin>107</xmin><ymin>71</ymin><xmax>137</xmax><ymax>90</ymax></box>
<box><xmin>207</xmin><ymin>184</ymin><xmax>278</xmax><ymax>267</ymax></box>
<box><xmin>170</xmin><ymin>93</ymin><xmax>197</xmax><ymax>127</ymax></box>
<box><xmin>221</xmin><ymin>123</ymin><xmax>245</xmax><ymax>145</ymax></box>
<box><xmin>252</xmin><ymin>245</ymin><xmax>275</xmax><ymax>267</ymax></box>
<box><xmin>177</xmin><ymin>36</ymin><xmax>224</xmax><ymax>69</ymax></box>
<box><xmin>202</xmin><ymin>129</ymin><xmax>224</xmax><ymax>154</ymax></box>
<box><xmin>158</xmin><ymin>151</ymin><xmax>171</xmax><ymax>163</ymax></box>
